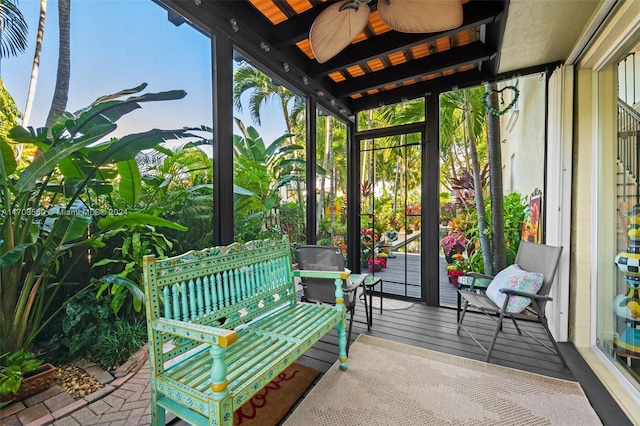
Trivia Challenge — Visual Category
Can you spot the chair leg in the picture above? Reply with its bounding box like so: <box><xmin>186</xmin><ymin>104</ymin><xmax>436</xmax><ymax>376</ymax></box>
<box><xmin>361</xmin><ymin>285</ymin><xmax>371</xmax><ymax>330</ymax></box>
<box><xmin>485</xmin><ymin>300</ymin><xmax>509</xmax><ymax>362</ymax></box>
<box><xmin>527</xmin><ymin>301</ymin><xmax>568</xmax><ymax>367</ymax></box>
<box><xmin>456</xmin><ymin>299</ymin><xmax>470</xmax><ymax>333</ymax></box>
<box><xmin>510</xmin><ymin>315</ymin><xmax>522</xmax><ymax>335</ymax></box>
<box><xmin>540</xmin><ymin>316</ymin><xmax>568</xmax><ymax>367</ymax></box>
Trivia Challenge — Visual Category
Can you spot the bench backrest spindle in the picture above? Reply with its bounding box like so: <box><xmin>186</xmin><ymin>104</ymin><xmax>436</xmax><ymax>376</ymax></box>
<box><xmin>143</xmin><ymin>237</ymin><xmax>296</xmax><ymax>363</ymax></box>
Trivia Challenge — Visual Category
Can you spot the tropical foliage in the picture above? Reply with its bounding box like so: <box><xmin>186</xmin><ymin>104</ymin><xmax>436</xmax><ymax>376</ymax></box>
<box><xmin>0</xmin><ymin>0</ymin><xmax>28</xmax><ymax>60</ymax></box>
<box><xmin>0</xmin><ymin>84</ymin><xmax>195</xmax><ymax>355</ymax></box>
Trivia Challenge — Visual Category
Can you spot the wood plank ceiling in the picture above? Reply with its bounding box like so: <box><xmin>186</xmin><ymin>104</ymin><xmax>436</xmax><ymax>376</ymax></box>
<box><xmin>161</xmin><ymin>0</ymin><xmax>510</xmax><ymax>120</ymax></box>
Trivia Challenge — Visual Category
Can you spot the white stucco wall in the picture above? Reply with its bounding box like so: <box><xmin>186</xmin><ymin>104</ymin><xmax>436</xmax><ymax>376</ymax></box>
<box><xmin>499</xmin><ymin>74</ymin><xmax>546</xmax><ymax>199</ymax></box>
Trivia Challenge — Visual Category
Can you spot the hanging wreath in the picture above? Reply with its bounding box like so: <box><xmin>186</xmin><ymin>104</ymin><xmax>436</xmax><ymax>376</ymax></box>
<box><xmin>483</xmin><ymin>85</ymin><xmax>520</xmax><ymax>116</ymax></box>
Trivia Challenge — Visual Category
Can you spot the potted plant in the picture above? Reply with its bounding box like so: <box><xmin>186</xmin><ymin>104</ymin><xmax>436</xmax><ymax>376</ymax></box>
<box><xmin>445</xmin><ymin>253</ymin><xmax>471</xmax><ymax>288</ymax></box>
<box><xmin>0</xmin><ymin>350</ymin><xmax>54</xmax><ymax>402</ymax></box>
<box><xmin>360</xmin><ymin>228</ymin><xmax>376</xmax><ymax>267</ymax></box>
<box><xmin>439</xmin><ymin>231</ymin><xmax>467</xmax><ymax>263</ymax></box>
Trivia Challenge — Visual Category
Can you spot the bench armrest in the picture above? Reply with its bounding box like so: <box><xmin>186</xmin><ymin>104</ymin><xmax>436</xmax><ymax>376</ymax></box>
<box><xmin>293</xmin><ymin>269</ymin><xmax>351</xmax><ymax>280</ymax></box>
<box><xmin>499</xmin><ymin>288</ymin><xmax>552</xmax><ymax>301</ymax></box>
<box><xmin>152</xmin><ymin>317</ymin><xmax>238</xmax><ymax>347</ymax></box>
<box><xmin>293</xmin><ymin>269</ymin><xmax>353</xmax><ymax>303</ymax></box>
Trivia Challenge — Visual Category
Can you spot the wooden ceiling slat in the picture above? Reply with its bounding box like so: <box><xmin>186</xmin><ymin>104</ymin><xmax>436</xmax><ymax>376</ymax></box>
<box><xmin>288</xmin><ymin>0</ymin><xmax>314</xmax><ymax>14</ymax></box>
<box><xmin>333</xmin><ymin>41</ymin><xmax>495</xmax><ymax>98</ymax></box>
<box><xmin>369</xmin><ymin>11</ymin><xmax>391</xmax><ymax>35</ymax></box>
<box><xmin>346</xmin><ymin>65</ymin><xmax>366</xmax><ymax>78</ymax></box>
<box><xmin>388</xmin><ymin>51</ymin><xmax>407</xmax><ymax>66</ymax></box>
<box><xmin>367</xmin><ymin>58</ymin><xmax>385</xmax><ymax>72</ymax></box>
<box><xmin>296</xmin><ymin>39</ymin><xmax>314</xmax><ymax>59</ymax></box>
<box><xmin>436</xmin><ymin>36</ymin><xmax>451</xmax><ymax>51</ymax></box>
<box><xmin>329</xmin><ymin>71</ymin><xmax>346</xmax><ymax>82</ymax></box>
<box><xmin>458</xmin><ymin>29</ymin><xmax>470</xmax><ymax>46</ymax></box>
<box><xmin>411</xmin><ymin>44</ymin><xmax>430</xmax><ymax>59</ymax></box>
<box><xmin>249</xmin><ymin>0</ymin><xmax>288</xmax><ymax>24</ymax></box>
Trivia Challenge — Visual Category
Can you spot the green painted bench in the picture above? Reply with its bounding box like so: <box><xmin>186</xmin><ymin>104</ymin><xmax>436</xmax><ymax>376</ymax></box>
<box><xmin>142</xmin><ymin>238</ymin><xmax>349</xmax><ymax>426</ymax></box>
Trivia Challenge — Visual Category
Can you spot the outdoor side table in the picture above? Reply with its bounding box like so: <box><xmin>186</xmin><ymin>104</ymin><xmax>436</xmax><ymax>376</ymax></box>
<box><xmin>456</xmin><ymin>275</ymin><xmax>492</xmax><ymax>323</ymax></box>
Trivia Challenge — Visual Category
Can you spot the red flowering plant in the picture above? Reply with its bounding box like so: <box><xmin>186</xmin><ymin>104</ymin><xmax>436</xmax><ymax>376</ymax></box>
<box><xmin>361</xmin><ymin>228</ymin><xmax>387</xmax><ymax>271</ymax></box>
<box><xmin>361</xmin><ymin>228</ymin><xmax>378</xmax><ymax>261</ymax></box>
<box><xmin>446</xmin><ymin>253</ymin><xmax>471</xmax><ymax>287</ymax></box>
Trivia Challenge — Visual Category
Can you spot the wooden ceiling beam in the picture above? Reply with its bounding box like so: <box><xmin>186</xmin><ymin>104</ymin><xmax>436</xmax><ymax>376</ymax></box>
<box><xmin>347</xmin><ymin>68</ymin><xmax>490</xmax><ymax>112</ymax></box>
<box><xmin>333</xmin><ymin>41</ymin><xmax>495</xmax><ymax>98</ymax></box>
<box><xmin>307</xmin><ymin>1</ymin><xmax>503</xmax><ymax>78</ymax></box>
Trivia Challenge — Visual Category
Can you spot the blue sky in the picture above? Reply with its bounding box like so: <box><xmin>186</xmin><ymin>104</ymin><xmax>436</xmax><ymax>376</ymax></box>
<box><xmin>3</xmin><ymin>0</ymin><xmax>288</xmax><ymax>150</ymax></box>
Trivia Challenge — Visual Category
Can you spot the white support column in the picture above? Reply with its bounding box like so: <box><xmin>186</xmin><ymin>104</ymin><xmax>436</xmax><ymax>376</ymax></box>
<box><xmin>545</xmin><ymin>65</ymin><xmax>574</xmax><ymax>341</ymax></box>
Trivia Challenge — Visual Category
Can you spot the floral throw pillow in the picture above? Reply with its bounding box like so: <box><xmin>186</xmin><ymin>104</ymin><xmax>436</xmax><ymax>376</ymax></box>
<box><xmin>485</xmin><ymin>264</ymin><xmax>544</xmax><ymax>313</ymax></box>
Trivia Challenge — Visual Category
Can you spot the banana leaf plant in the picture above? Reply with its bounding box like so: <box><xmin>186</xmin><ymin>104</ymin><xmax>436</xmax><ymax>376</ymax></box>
<box><xmin>0</xmin><ymin>83</ymin><xmax>194</xmax><ymax>355</ymax></box>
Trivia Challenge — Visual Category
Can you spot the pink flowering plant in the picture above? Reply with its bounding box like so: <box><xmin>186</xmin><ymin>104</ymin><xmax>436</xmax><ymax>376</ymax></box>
<box><xmin>438</xmin><ymin>231</ymin><xmax>467</xmax><ymax>255</ymax></box>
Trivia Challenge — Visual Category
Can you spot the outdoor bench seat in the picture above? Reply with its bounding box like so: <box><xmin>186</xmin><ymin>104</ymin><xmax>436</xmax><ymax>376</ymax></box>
<box><xmin>143</xmin><ymin>237</ymin><xmax>349</xmax><ymax>426</ymax></box>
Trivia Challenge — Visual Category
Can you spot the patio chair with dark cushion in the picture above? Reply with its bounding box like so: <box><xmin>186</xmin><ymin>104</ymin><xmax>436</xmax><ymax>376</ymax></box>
<box><xmin>456</xmin><ymin>241</ymin><xmax>566</xmax><ymax>366</ymax></box>
<box><xmin>295</xmin><ymin>245</ymin><xmax>366</xmax><ymax>354</ymax></box>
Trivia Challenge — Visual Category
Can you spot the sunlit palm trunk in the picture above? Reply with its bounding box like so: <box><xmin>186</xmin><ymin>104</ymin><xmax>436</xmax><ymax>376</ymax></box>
<box><xmin>45</xmin><ymin>0</ymin><xmax>70</xmax><ymax>129</ymax></box>
<box><xmin>22</xmin><ymin>0</ymin><xmax>47</xmax><ymax>127</ymax></box>
<box><xmin>464</xmin><ymin>91</ymin><xmax>491</xmax><ymax>274</ymax></box>
<box><xmin>485</xmin><ymin>82</ymin><xmax>506</xmax><ymax>272</ymax></box>
<box><xmin>280</xmin><ymin>94</ymin><xmax>304</xmax><ymax>208</ymax></box>
<box><xmin>316</xmin><ymin>116</ymin><xmax>333</xmax><ymax>236</ymax></box>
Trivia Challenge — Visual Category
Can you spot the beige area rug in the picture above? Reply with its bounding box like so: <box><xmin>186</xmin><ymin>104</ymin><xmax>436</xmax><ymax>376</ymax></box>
<box><xmin>283</xmin><ymin>335</ymin><xmax>602</xmax><ymax>426</ymax></box>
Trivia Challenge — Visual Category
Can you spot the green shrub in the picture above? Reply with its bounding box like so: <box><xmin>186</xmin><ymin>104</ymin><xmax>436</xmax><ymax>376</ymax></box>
<box><xmin>92</xmin><ymin>318</ymin><xmax>147</xmax><ymax>370</ymax></box>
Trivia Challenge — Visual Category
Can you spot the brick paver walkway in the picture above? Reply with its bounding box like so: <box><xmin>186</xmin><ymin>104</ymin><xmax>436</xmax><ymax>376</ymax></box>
<box><xmin>0</xmin><ymin>350</ymin><xmax>176</xmax><ymax>426</ymax></box>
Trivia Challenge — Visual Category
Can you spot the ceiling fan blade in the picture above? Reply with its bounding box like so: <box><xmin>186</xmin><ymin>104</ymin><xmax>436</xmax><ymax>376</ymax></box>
<box><xmin>378</xmin><ymin>0</ymin><xmax>463</xmax><ymax>33</ymax></box>
<box><xmin>310</xmin><ymin>1</ymin><xmax>371</xmax><ymax>64</ymax></box>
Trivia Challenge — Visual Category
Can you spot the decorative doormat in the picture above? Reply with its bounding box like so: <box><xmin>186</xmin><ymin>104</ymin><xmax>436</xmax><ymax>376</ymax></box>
<box><xmin>284</xmin><ymin>335</ymin><xmax>602</xmax><ymax>425</ymax></box>
<box><xmin>233</xmin><ymin>363</ymin><xmax>319</xmax><ymax>425</ymax></box>
<box><xmin>360</xmin><ymin>295</ymin><xmax>415</xmax><ymax>310</ymax></box>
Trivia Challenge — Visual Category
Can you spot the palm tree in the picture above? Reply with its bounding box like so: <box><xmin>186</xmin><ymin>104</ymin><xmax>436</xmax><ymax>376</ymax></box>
<box><xmin>316</xmin><ymin>115</ymin><xmax>333</xmax><ymax>236</ymax></box>
<box><xmin>441</xmin><ymin>87</ymin><xmax>492</xmax><ymax>273</ymax></box>
<box><xmin>45</xmin><ymin>0</ymin><xmax>70</xmax><ymax>129</ymax></box>
<box><xmin>0</xmin><ymin>0</ymin><xmax>28</xmax><ymax>71</ymax></box>
<box><xmin>485</xmin><ymin>82</ymin><xmax>506</xmax><ymax>272</ymax></box>
<box><xmin>22</xmin><ymin>0</ymin><xmax>46</xmax><ymax>127</ymax></box>
<box><xmin>233</xmin><ymin>63</ymin><xmax>305</xmax><ymax>204</ymax></box>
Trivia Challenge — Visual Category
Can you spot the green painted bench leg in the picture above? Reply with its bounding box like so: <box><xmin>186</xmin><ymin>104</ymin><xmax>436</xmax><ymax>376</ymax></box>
<box><xmin>337</xmin><ymin>315</ymin><xmax>348</xmax><ymax>371</ymax></box>
<box><xmin>209</xmin><ymin>396</ymin><xmax>233</xmax><ymax>426</ymax></box>
<box><xmin>151</xmin><ymin>389</ymin><xmax>165</xmax><ymax>426</ymax></box>
<box><xmin>210</xmin><ymin>344</ymin><xmax>233</xmax><ymax>425</ymax></box>
<box><xmin>334</xmin><ymin>277</ymin><xmax>348</xmax><ymax>371</ymax></box>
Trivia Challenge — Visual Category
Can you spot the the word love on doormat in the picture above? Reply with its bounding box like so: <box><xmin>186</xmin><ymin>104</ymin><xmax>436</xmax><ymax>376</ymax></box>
<box><xmin>234</xmin><ymin>362</ymin><xmax>318</xmax><ymax>425</ymax></box>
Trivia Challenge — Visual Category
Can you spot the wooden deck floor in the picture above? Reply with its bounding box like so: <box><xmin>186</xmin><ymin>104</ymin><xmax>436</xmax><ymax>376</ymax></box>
<box><xmin>367</xmin><ymin>252</ymin><xmax>457</xmax><ymax>306</ymax></box>
<box><xmin>292</xmin><ymin>300</ymin><xmax>632</xmax><ymax>425</ymax></box>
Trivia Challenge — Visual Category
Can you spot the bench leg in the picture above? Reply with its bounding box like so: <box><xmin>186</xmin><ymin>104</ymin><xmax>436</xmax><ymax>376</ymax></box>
<box><xmin>337</xmin><ymin>316</ymin><xmax>348</xmax><ymax>371</ymax></box>
<box><xmin>210</xmin><ymin>397</ymin><xmax>234</xmax><ymax>426</ymax></box>
<box><xmin>150</xmin><ymin>389</ymin><xmax>165</xmax><ymax>426</ymax></box>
